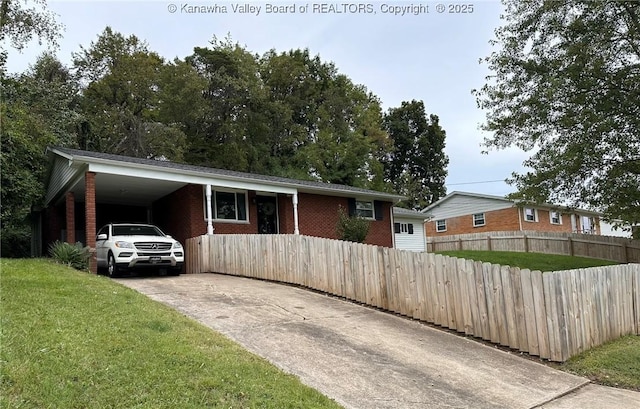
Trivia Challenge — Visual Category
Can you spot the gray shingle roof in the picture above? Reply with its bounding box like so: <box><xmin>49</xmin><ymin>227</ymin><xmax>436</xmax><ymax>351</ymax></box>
<box><xmin>51</xmin><ymin>147</ymin><xmax>404</xmax><ymax>201</ymax></box>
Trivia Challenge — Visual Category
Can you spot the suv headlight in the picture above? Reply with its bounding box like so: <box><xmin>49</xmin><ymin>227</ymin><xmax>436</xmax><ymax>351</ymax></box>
<box><xmin>173</xmin><ymin>242</ymin><xmax>183</xmax><ymax>249</ymax></box>
<box><xmin>115</xmin><ymin>241</ymin><xmax>134</xmax><ymax>249</ymax></box>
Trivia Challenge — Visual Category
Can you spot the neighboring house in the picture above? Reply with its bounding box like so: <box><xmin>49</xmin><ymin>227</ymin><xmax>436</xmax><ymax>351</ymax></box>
<box><xmin>392</xmin><ymin>207</ymin><xmax>428</xmax><ymax>252</ymax></box>
<box><xmin>39</xmin><ymin>147</ymin><xmax>404</xmax><ymax>270</ymax></box>
<box><xmin>422</xmin><ymin>191</ymin><xmax>601</xmax><ymax>237</ymax></box>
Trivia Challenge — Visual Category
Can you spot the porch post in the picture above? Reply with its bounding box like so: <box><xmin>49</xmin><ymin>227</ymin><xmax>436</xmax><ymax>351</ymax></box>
<box><xmin>292</xmin><ymin>192</ymin><xmax>300</xmax><ymax>235</ymax></box>
<box><xmin>85</xmin><ymin>172</ymin><xmax>97</xmax><ymax>273</ymax></box>
<box><xmin>205</xmin><ymin>184</ymin><xmax>214</xmax><ymax>235</ymax></box>
<box><xmin>65</xmin><ymin>192</ymin><xmax>75</xmax><ymax>244</ymax></box>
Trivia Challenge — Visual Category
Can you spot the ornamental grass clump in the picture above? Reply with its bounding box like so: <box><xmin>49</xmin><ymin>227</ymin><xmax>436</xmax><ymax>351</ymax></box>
<box><xmin>48</xmin><ymin>240</ymin><xmax>90</xmax><ymax>271</ymax></box>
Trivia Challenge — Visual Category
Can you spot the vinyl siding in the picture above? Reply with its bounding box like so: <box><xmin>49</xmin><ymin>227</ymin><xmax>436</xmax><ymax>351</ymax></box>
<box><xmin>45</xmin><ymin>157</ymin><xmax>80</xmax><ymax>205</ymax></box>
<box><xmin>394</xmin><ymin>217</ymin><xmax>426</xmax><ymax>252</ymax></box>
<box><xmin>425</xmin><ymin>195</ymin><xmax>514</xmax><ymax>220</ymax></box>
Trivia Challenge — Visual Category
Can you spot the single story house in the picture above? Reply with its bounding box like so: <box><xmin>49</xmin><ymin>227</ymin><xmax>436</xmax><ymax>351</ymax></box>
<box><xmin>422</xmin><ymin>191</ymin><xmax>601</xmax><ymax>237</ymax></box>
<box><xmin>392</xmin><ymin>207</ymin><xmax>428</xmax><ymax>252</ymax></box>
<box><xmin>38</xmin><ymin>147</ymin><xmax>404</xmax><ymax>271</ymax></box>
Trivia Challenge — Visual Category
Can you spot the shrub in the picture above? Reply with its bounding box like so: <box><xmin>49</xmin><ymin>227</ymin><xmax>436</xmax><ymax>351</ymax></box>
<box><xmin>336</xmin><ymin>207</ymin><xmax>371</xmax><ymax>243</ymax></box>
<box><xmin>48</xmin><ymin>241</ymin><xmax>90</xmax><ymax>271</ymax></box>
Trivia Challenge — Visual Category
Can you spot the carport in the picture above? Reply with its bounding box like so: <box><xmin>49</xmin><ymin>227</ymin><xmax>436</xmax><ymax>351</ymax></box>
<box><xmin>40</xmin><ymin>147</ymin><xmax>301</xmax><ymax>272</ymax></box>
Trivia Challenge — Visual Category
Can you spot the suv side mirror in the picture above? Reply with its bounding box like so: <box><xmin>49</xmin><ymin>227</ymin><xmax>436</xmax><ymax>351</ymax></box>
<box><xmin>97</xmin><ymin>233</ymin><xmax>108</xmax><ymax>240</ymax></box>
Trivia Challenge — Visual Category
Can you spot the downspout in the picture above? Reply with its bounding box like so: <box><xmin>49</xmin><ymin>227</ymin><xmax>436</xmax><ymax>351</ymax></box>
<box><xmin>205</xmin><ymin>184</ymin><xmax>214</xmax><ymax>235</ymax></box>
<box><xmin>517</xmin><ymin>206</ymin><xmax>523</xmax><ymax>232</ymax></box>
<box><xmin>292</xmin><ymin>192</ymin><xmax>300</xmax><ymax>235</ymax></box>
<box><xmin>390</xmin><ymin>206</ymin><xmax>396</xmax><ymax>249</ymax></box>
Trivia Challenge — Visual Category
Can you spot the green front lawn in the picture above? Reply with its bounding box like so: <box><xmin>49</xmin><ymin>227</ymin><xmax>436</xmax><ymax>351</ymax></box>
<box><xmin>0</xmin><ymin>259</ymin><xmax>342</xmax><ymax>409</ymax></box>
<box><xmin>436</xmin><ymin>250</ymin><xmax>618</xmax><ymax>272</ymax></box>
<box><xmin>560</xmin><ymin>335</ymin><xmax>640</xmax><ymax>391</ymax></box>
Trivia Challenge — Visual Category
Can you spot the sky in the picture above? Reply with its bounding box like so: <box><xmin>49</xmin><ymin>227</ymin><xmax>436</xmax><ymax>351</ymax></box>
<box><xmin>6</xmin><ymin>0</ymin><xmax>532</xmax><ymax>198</ymax></box>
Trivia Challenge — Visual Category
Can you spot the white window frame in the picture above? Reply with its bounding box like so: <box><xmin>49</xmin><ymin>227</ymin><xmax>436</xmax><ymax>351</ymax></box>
<box><xmin>436</xmin><ymin>219</ymin><xmax>447</xmax><ymax>233</ymax></box>
<box><xmin>524</xmin><ymin>207</ymin><xmax>538</xmax><ymax>222</ymax></box>
<box><xmin>203</xmin><ymin>188</ymin><xmax>249</xmax><ymax>223</ymax></box>
<box><xmin>473</xmin><ymin>213</ymin><xmax>485</xmax><ymax>227</ymax></box>
<box><xmin>550</xmin><ymin>211</ymin><xmax>562</xmax><ymax>225</ymax></box>
<box><xmin>355</xmin><ymin>200</ymin><xmax>375</xmax><ymax>220</ymax></box>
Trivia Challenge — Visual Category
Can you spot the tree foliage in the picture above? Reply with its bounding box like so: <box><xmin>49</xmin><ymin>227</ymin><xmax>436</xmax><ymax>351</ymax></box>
<box><xmin>0</xmin><ymin>0</ymin><xmax>62</xmax><ymax>73</ymax></box>
<box><xmin>383</xmin><ymin>100</ymin><xmax>448</xmax><ymax>210</ymax></box>
<box><xmin>474</xmin><ymin>0</ymin><xmax>640</xmax><ymax>227</ymax></box>
<box><xmin>73</xmin><ymin>27</ymin><xmax>186</xmax><ymax>161</ymax></box>
<box><xmin>1</xmin><ymin>54</ymin><xmax>81</xmax><ymax>256</ymax></box>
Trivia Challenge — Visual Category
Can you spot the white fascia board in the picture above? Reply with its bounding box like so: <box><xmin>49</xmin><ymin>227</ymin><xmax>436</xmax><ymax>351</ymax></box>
<box><xmin>87</xmin><ymin>162</ymin><xmax>298</xmax><ymax>195</ymax></box>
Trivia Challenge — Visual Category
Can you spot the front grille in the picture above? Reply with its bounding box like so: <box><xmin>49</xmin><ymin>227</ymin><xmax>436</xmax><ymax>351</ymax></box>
<box><xmin>134</xmin><ymin>242</ymin><xmax>172</xmax><ymax>251</ymax></box>
<box><xmin>137</xmin><ymin>252</ymin><xmax>171</xmax><ymax>257</ymax></box>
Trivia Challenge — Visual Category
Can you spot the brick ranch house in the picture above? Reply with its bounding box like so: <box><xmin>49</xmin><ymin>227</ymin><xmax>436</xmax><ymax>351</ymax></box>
<box><xmin>422</xmin><ymin>191</ymin><xmax>602</xmax><ymax>237</ymax></box>
<box><xmin>38</xmin><ymin>147</ymin><xmax>404</xmax><ymax>272</ymax></box>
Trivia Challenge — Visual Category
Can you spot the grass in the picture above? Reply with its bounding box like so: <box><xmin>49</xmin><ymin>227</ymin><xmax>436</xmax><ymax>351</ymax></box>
<box><xmin>0</xmin><ymin>259</ymin><xmax>343</xmax><ymax>409</ymax></box>
<box><xmin>560</xmin><ymin>335</ymin><xmax>640</xmax><ymax>391</ymax></box>
<box><xmin>435</xmin><ymin>250</ymin><xmax>618</xmax><ymax>272</ymax></box>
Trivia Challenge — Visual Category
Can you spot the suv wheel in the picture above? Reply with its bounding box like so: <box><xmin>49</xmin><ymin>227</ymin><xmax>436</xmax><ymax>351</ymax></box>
<box><xmin>107</xmin><ymin>253</ymin><xmax>121</xmax><ymax>278</ymax></box>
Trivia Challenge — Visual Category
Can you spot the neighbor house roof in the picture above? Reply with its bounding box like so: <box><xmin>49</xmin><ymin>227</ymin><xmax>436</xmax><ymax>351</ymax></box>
<box><xmin>422</xmin><ymin>191</ymin><xmax>601</xmax><ymax>217</ymax></box>
<box><xmin>45</xmin><ymin>147</ymin><xmax>404</xmax><ymax>206</ymax></box>
<box><xmin>393</xmin><ymin>207</ymin><xmax>429</xmax><ymax>220</ymax></box>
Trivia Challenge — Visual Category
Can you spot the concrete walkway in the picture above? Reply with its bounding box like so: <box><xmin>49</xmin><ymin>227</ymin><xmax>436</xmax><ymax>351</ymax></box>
<box><xmin>117</xmin><ymin>274</ymin><xmax>640</xmax><ymax>409</ymax></box>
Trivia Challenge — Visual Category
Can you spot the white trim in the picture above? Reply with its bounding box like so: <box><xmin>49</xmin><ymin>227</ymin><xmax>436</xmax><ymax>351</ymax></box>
<box><xmin>435</xmin><ymin>219</ymin><xmax>447</xmax><ymax>233</ymax></box>
<box><xmin>355</xmin><ymin>199</ymin><xmax>375</xmax><ymax>220</ymax></box>
<box><xmin>549</xmin><ymin>210</ymin><xmax>563</xmax><ymax>225</ymax></box>
<box><xmin>88</xmin><ymin>162</ymin><xmax>298</xmax><ymax>195</ymax></box>
<box><xmin>473</xmin><ymin>212</ymin><xmax>486</xmax><ymax>227</ymax></box>
<box><xmin>524</xmin><ymin>207</ymin><xmax>538</xmax><ymax>222</ymax></box>
<box><xmin>205</xmin><ymin>184</ymin><xmax>214</xmax><ymax>235</ymax></box>
<box><xmin>292</xmin><ymin>193</ymin><xmax>300</xmax><ymax>235</ymax></box>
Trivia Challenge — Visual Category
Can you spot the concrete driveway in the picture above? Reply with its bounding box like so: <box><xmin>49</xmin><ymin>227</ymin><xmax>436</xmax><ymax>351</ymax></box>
<box><xmin>117</xmin><ymin>273</ymin><xmax>640</xmax><ymax>409</ymax></box>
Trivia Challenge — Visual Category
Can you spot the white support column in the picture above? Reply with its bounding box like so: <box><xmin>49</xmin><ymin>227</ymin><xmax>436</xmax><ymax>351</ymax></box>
<box><xmin>205</xmin><ymin>184</ymin><xmax>214</xmax><ymax>235</ymax></box>
<box><xmin>292</xmin><ymin>192</ymin><xmax>300</xmax><ymax>235</ymax></box>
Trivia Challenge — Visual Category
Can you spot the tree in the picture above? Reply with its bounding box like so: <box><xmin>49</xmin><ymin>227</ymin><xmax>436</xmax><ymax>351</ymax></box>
<box><xmin>1</xmin><ymin>54</ymin><xmax>81</xmax><ymax>256</ymax></box>
<box><xmin>260</xmin><ymin>48</ymin><xmax>390</xmax><ymax>188</ymax></box>
<box><xmin>73</xmin><ymin>27</ymin><xmax>186</xmax><ymax>161</ymax></box>
<box><xmin>383</xmin><ymin>100</ymin><xmax>448</xmax><ymax>210</ymax></box>
<box><xmin>0</xmin><ymin>0</ymin><xmax>62</xmax><ymax>73</ymax></box>
<box><xmin>474</xmin><ymin>0</ymin><xmax>640</xmax><ymax>228</ymax></box>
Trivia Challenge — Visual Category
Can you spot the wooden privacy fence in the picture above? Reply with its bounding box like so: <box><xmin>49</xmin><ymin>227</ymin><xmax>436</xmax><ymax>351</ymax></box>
<box><xmin>427</xmin><ymin>231</ymin><xmax>640</xmax><ymax>263</ymax></box>
<box><xmin>185</xmin><ymin>234</ymin><xmax>640</xmax><ymax>362</ymax></box>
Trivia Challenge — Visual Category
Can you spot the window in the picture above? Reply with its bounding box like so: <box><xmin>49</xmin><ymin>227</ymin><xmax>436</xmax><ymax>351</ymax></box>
<box><xmin>524</xmin><ymin>207</ymin><xmax>538</xmax><ymax>222</ymax></box>
<box><xmin>394</xmin><ymin>223</ymin><xmax>415</xmax><ymax>234</ymax></box>
<box><xmin>355</xmin><ymin>200</ymin><xmax>374</xmax><ymax>219</ymax></box>
<box><xmin>436</xmin><ymin>219</ymin><xmax>447</xmax><ymax>232</ymax></box>
<box><xmin>204</xmin><ymin>189</ymin><xmax>248</xmax><ymax>222</ymax></box>
<box><xmin>216</xmin><ymin>191</ymin><xmax>247</xmax><ymax>221</ymax></box>
<box><xmin>473</xmin><ymin>213</ymin><xmax>485</xmax><ymax>227</ymax></box>
<box><xmin>550</xmin><ymin>211</ymin><xmax>562</xmax><ymax>225</ymax></box>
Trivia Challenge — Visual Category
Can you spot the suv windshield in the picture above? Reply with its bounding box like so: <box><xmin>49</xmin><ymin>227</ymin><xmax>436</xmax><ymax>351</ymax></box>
<box><xmin>113</xmin><ymin>225</ymin><xmax>164</xmax><ymax>236</ymax></box>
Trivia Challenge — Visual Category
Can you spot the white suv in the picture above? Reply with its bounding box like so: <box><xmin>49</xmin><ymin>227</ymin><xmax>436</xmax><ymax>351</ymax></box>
<box><xmin>96</xmin><ymin>223</ymin><xmax>184</xmax><ymax>277</ymax></box>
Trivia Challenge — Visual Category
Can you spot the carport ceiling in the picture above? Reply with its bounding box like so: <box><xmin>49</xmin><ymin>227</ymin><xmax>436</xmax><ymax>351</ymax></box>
<box><xmin>68</xmin><ymin>173</ymin><xmax>187</xmax><ymax>206</ymax></box>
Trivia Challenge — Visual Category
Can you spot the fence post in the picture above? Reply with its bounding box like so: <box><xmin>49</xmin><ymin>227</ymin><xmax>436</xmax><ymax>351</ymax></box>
<box><xmin>458</xmin><ymin>238</ymin><xmax>463</xmax><ymax>251</ymax></box>
<box><xmin>568</xmin><ymin>237</ymin><xmax>574</xmax><ymax>256</ymax></box>
<box><xmin>523</xmin><ymin>235</ymin><xmax>529</xmax><ymax>253</ymax></box>
<box><xmin>487</xmin><ymin>236</ymin><xmax>492</xmax><ymax>251</ymax></box>
<box><xmin>622</xmin><ymin>242</ymin><xmax>628</xmax><ymax>263</ymax></box>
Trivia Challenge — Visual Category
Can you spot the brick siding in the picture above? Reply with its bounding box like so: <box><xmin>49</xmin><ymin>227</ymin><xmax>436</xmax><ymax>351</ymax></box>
<box><xmin>426</xmin><ymin>206</ymin><xmax>597</xmax><ymax>237</ymax></box>
<box><xmin>85</xmin><ymin>172</ymin><xmax>97</xmax><ymax>273</ymax></box>
<box><xmin>154</xmin><ymin>184</ymin><xmax>394</xmax><ymax>248</ymax></box>
<box><xmin>65</xmin><ymin>192</ymin><xmax>75</xmax><ymax>243</ymax></box>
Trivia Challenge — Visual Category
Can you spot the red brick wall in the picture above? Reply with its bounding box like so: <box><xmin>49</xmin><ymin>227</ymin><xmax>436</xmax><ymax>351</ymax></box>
<box><xmin>65</xmin><ymin>192</ymin><xmax>75</xmax><ymax>244</ymax></box>
<box><xmin>153</xmin><ymin>184</ymin><xmax>207</xmax><ymax>246</ymax></box>
<box><xmin>85</xmin><ymin>172</ymin><xmax>97</xmax><ymax>273</ymax></box>
<box><xmin>426</xmin><ymin>206</ymin><xmax>580</xmax><ymax>236</ymax></box>
<box><xmin>426</xmin><ymin>207</ymin><xmax>521</xmax><ymax>236</ymax></box>
<box><xmin>520</xmin><ymin>209</ymin><xmax>574</xmax><ymax>233</ymax></box>
<box><xmin>154</xmin><ymin>185</ymin><xmax>394</xmax><ymax>248</ymax></box>
<box><xmin>297</xmin><ymin>193</ymin><xmax>393</xmax><ymax>247</ymax></box>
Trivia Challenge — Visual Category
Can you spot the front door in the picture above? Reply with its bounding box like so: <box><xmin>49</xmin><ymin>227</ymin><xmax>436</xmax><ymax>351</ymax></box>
<box><xmin>256</xmin><ymin>196</ymin><xmax>278</xmax><ymax>234</ymax></box>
